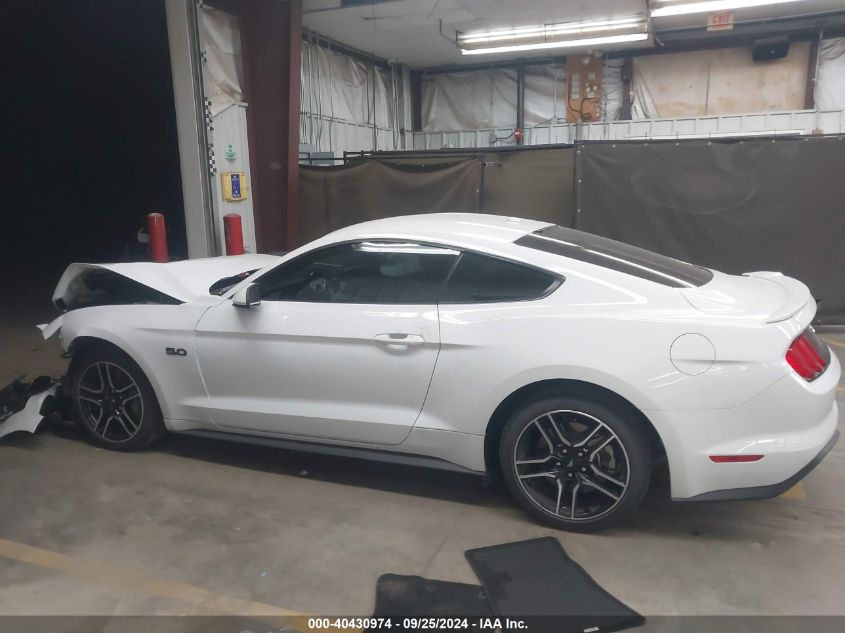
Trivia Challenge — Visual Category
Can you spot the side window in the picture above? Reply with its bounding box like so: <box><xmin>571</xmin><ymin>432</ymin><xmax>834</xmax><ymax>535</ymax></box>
<box><xmin>441</xmin><ymin>252</ymin><xmax>558</xmax><ymax>303</ymax></box>
<box><xmin>256</xmin><ymin>242</ymin><xmax>459</xmax><ymax>304</ymax></box>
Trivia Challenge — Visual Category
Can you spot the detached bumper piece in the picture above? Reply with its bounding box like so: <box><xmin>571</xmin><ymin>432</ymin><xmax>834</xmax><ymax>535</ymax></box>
<box><xmin>686</xmin><ymin>430</ymin><xmax>840</xmax><ymax>502</ymax></box>
<box><xmin>0</xmin><ymin>376</ymin><xmax>63</xmax><ymax>440</ymax></box>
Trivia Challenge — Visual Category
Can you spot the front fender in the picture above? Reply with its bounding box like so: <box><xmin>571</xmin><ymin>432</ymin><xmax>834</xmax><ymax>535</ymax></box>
<box><xmin>49</xmin><ymin>305</ymin><xmax>211</xmax><ymax>426</ymax></box>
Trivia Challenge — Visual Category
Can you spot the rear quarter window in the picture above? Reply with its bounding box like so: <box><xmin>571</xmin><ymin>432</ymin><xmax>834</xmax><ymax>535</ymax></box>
<box><xmin>514</xmin><ymin>225</ymin><xmax>713</xmax><ymax>288</ymax></box>
<box><xmin>440</xmin><ymin>252</ymin><xmax>559</xmax><ymax>303</ymax></box>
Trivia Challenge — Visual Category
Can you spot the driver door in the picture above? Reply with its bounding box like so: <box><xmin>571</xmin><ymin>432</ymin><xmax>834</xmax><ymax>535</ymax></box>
<box><xmin>194</xmin><ymin>241</ymin><xmax>459</xmax><ymax>445</ymax></box>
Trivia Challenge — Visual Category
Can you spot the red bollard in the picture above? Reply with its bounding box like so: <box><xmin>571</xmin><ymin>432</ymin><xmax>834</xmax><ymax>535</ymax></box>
<box><xmin>147</xmin><ymin>213</ymin><xmax>168</xmax><ymax>263</ymax></box>
<box><xmin>224</xmin><ymin>213</ymin><xmax>245</xmax><ymax>256</ymax></box>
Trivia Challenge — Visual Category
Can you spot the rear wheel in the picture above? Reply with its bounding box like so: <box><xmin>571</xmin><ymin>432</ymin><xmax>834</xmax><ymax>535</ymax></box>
<box><xmin>499</xmin><ymin>395</ymin><xmax>651</xmax><ymax>532</ymax></box>
<box><xmin>70</xmin><ymin>346</ymin><xmax>164</xmax><ymax>451</ymax></box>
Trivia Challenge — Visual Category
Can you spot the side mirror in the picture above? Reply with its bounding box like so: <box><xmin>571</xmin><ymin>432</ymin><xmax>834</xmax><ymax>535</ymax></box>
<box><xmin>232</xmin><ymin>283</ymin><xmax>261</xmax><ymax>308</ymax></box>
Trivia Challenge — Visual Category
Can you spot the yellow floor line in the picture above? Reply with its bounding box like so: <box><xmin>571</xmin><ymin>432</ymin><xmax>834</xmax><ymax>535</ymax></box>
<box><xmin>821</xmin><ymin>336</ymin><xmax>845</xmax><ymax>351</ymax></box>
<box><xmin>779</xmin><ymin>482</ymin><xmax>807</xmax><ymax>501</ymax></box>
<box><xmin>0</xmin><ymin>537</ymin><xmax>310</xmax><ymax>626</ymax></box>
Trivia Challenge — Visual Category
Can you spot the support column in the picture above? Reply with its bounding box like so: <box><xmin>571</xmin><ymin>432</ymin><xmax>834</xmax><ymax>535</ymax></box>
<box><xmin>240</xmin><ymin>0</ymin><xmax>302</xmax><ymax>252</ymax></box>
<box><xmin>400</xmin><ymin>64</ymin><xmax>413</xmax><ymax>148</ymax></box>
<box><xmin>805</xmin><ymin>31</ymin><xmax>821</xmax><ymax>110</ymax></box>
<box><xmin>516</xmin><ymin>63</ymin><xmax>525</xmax><ymax>144</ymax></box>
<box><xmin>620</xmin><ymin>56</ymin><xmax>633</xmax><ymax>121</ymax></box>
<box><xmin>164</xmin><ymin>0</ymin><xmax>216</xmax><ymax>258</ymax></box>
<box><xmin>410</xmin><ymin>70</ymin><xmax>423</xmax><ymax>132</ymax></box>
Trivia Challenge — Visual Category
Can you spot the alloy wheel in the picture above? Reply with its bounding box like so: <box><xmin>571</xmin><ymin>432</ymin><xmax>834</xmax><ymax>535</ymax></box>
<box><xmin>77</xmin><ymin>361</ymin><xmax>144</xmax><ymax>442</ymax></box>
<box><xmin>513</xmin><ymin>409</ymin><xmax>630</xmax><ymax>521</ymax></box>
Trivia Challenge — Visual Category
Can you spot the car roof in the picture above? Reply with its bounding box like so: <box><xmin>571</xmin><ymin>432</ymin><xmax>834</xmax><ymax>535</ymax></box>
<box><xmin>244</xmin><ymin>212</ymin><xmax>687</xmax><ymax>298</ymax></box>
<box><xmin>318</xmin><ymin>213</ymin><xmax>552</xmax><ymax>251</ymax></box>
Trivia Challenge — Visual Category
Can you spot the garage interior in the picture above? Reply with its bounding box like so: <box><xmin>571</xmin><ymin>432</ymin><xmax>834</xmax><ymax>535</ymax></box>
<box><xmin>3</xmin><ymin>0</ymin><xmax>845</xmax><ymax>628</ymax></box>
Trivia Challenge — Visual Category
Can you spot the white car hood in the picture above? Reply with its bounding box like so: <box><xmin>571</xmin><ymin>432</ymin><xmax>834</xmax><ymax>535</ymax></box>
<box><xmin>52</xmin><ymin>254</ymin><xmax>281</xmax><ymax>308</ymax></box>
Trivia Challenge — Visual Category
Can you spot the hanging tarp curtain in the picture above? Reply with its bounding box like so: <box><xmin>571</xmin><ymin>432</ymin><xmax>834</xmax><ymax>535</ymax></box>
<box><xmin>299</xmin><ymin>148</ymin><xmax>576</xmax><ymax>242</ymax></box>
<box><xmin>421</xmin><ymin>68</ymin><xmax>520</xmax><ymax>131</ymax></box>
<box><xmin>299</xmin><ymin>160</ymin><xmax>483</xmax><ymax>242</ymax></box>
<box><xmin>420</xmin><ymin>61</ymin><xmax>628</xmax><ymax>132</ymax></box>
<box><xmin>816</xmin><ymin>37</ymin><xmax>845</xmax><ymax>110</ymax></box>
<box><xmin>299</xmin><ymin>137</ymin><xmax>845</xmax><ymax>323</ymax></box>
<box><xmin>421</xmin><ymin>64</ymin><xmax>567</xmax><ymax>131</ymax></box>
<box><xmin>631</xmin><ymin>44</ymin><xmax>810</xmax><ymax>119</ymax></box>
<box><xmin>199</xmin><ymin>6</ymin><xmax>245</xmax><ymax>114</ymax></box>
<box><xmin>300</xmin><ymin>40</ymin><xmax>393</xmax><ymax>132</ymax></box>
<box><xmin>478</xmin><ymin>148</ymin><xmax>575</xmax><ymax>225</ymax></box>
<box><xmin>298</xmin><ymin>40</ymin><xmax>845</xmax><ymax>145</ymax></box>
<box><xmin>602</xmin><ymin>58</ymin><xmax>624</xmax><ymax>122</ymax></box>
<box><xmin>524</xmin><ymin>65</ymin><xmax>567</xmax><ymax>126</ymax></box>
<box><xmin>577</xmin><ymin>138</ymin><xmax>845</xmax><ymax>323</ymax></box>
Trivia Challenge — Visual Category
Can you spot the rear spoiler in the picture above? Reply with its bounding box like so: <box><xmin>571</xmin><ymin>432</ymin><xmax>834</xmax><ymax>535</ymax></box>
<box><xmin>743</xmin><ymin>272</ymin><xmax>813</xmax><ymax>324</ymax></box>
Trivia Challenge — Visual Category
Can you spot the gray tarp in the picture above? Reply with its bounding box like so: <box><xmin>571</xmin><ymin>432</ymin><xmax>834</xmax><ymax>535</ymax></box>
<box><xmin>479</xmin><ymin>147</ymin><xmax>575</xmax><ymax>225</ymax></box>
<box><xmin>576</xmin><ymin>137</ymin><xmax>845</xmax><ymax>324</ymax></box>
<box><xmin>299</xmin><ymin>159</ymin><xmax>481</xmax><ymax>243</ymax></box>
<box><xmin>299</xmin><ymin>148</ymin><xmax>576</xmax><ymax>242</ymax></box>
<box><xmin>299</xmin><ymin>138</ymin><xmax>845</xmax><ymax>323</ymax></box>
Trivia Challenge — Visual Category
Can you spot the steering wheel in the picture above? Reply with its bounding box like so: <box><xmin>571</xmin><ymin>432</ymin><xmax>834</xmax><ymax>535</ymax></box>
<box><xmin>304</xmin><ymin>271</ymin><xmax>341</xmax><ymax>301</ymax></box>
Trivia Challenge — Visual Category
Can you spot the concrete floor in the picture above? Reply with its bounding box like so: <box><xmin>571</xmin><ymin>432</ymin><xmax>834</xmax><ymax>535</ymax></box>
<box><xmin>1</xmin><ymin>291</ymin><xmax>844</xmax><ymax>619</ymax></box>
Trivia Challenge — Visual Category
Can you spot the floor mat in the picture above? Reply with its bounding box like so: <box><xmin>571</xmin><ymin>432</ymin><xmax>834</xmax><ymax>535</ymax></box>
<box><xmin>465</xmin><ymin>537</ymin><xmax>644</xmax><ymax>633</ymax></box>
<box><xmin>372</xmin><ymin>574</ymin><xmax>492</xmax><ymax>617</ymax></box>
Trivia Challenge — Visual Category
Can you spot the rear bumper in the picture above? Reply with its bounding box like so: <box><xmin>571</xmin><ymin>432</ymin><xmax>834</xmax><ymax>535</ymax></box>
<box><xmin>680</xmin><ymin>430</ymin><xmax>839</xmax><ymax>501</ymax></box>
<box><xmin>648</xmin><ymin>351</ymin><xmax>841</xmax><ymax>500</ymax></box>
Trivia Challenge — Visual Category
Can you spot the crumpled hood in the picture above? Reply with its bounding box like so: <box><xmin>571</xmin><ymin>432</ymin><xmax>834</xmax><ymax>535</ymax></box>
<box><xmin>53</xmin><ymin>254</ymin><xmax>281</xmax><ymax>308</ymax></box>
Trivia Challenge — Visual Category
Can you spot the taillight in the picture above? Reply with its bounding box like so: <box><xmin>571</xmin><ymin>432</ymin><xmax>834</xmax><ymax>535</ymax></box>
<box><xmin>785</xmin><ymin>327</ymin><xmax>831</xmax><ymax>381</ymax></box>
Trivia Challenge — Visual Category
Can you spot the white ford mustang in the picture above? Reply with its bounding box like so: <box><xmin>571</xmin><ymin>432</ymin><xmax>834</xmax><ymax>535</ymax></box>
<box><xmin>39</xmin><ymin>213</ymin><xmax>839</xmax><ymax>531</ymax></box>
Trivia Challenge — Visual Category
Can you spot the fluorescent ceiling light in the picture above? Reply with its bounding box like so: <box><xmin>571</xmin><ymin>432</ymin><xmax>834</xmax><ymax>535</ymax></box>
<box><xmin>458</xmin><ymin>17</ymin><xmax>649</xmax><ymax>56</ymax></box>
<box><xmin>461</xmin><ymin>32</ymin><xmax>649</xmax><ymax>56</ymax></box>
<box><xmin>459</xmin><ymin>17</ymin><xmax>646</xmax><ymax>45</ymax></box>
<box><xmin>651</xmin><ymin>0</ymin><xmax>805</xmax><ymax>18</ymax></box>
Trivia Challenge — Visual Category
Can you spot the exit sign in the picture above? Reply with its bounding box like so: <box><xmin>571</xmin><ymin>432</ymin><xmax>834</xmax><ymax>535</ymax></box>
<box><xmin>707</xmin><ymin>12</ymin><xmax>734</xmax><ymax>31</ymax></box>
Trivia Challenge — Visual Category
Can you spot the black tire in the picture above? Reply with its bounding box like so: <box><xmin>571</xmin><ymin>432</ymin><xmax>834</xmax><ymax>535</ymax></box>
<box><xmin>70</xmin><ymin>345</ymin><xmax>165</xmax><ymax>451</ymax></box>
<box><xmin>499</xmin><ymin>395</ymin><xmax>651</xmax><ymax>532</ymax></box>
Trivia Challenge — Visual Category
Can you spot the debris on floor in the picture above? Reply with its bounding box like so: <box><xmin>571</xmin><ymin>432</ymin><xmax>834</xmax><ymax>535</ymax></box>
<box><xmin>0</xmin><ymin>376</ymin><xmax>63</xmax><ymax>440</ymax></box>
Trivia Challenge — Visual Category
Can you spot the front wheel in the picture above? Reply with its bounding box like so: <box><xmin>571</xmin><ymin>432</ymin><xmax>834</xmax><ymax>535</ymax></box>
<box><xmin>500</xmin><ymin>395</ymin><xmax>651</xmax><ymax>532</ymax></box>
<box><xmin>70</xmin><ymin>346</ymin><xmax>165</xmax><ymax>451</ymax></box>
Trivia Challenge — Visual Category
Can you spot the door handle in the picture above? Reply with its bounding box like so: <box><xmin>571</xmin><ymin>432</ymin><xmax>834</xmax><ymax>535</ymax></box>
<box><xmin>373</xmin><ymin>333</ymin><xmax>425</xmax><ymax>346</ymax></box>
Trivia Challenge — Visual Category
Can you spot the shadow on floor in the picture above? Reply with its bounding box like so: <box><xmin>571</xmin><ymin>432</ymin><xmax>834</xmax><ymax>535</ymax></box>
<box><xmin>46</xmin><ymin>421</ymin><xmax>507</xmax><ymax>506</ymax></box>
<box><xmin>39</xmin><ymin>419</ymin><xmax>691</xmax><ymax>531</ymax></box>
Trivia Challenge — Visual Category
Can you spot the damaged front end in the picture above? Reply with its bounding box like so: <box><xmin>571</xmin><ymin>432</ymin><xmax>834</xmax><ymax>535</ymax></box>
<box><xmin>0</xmin><ymin>376</ymin><xmax>66</xmax><ymax>440</ymax></box>
<box><xmin>50</xmin><ymin>263</ymin><xmax>188</xmax><ymax>317</ymax></box>
<box><xmin>50</xmin><ymin>255</ymin><xmax>280</xmax><ymax>313</ymax></box>
<box><xmin>54</xmin><ymin>267</ymin><xmax>183</xmax><ymax>312</ymax></box>
<box><xmin>38</xmin><ymin>263</ymin><xmax>188</xmax><ymax>343</ymax></box>
<box><xmin>38</xmin><ymin>255</ymin><xmax>281</xmax><ymax>343</ymax></box>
